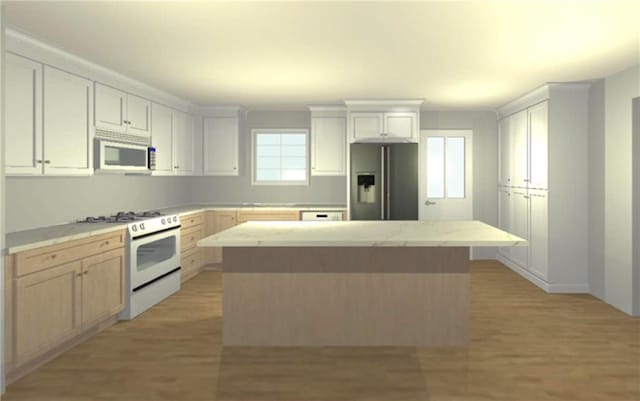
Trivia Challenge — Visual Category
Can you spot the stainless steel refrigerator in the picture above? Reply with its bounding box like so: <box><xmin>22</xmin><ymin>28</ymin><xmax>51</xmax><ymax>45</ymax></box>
<box><xmin>350</xmin><ymin>143</ymin><xmax>418</xmax><ymax>220</ymax></box>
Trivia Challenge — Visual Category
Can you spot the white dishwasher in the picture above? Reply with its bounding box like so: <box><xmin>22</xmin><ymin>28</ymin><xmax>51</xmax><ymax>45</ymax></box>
<box><xmin>300</xmin><ymin>211</ymin><xmax>344</xmax><ymax>221</ymax></box>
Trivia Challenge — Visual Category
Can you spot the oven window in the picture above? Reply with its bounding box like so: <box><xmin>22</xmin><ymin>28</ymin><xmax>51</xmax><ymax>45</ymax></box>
<box><xmin>136</xmin><ymin>236</ymin><xmax>176</xmax><ymax>273</ymax></box>
<box><xmin>105</xmin><ymin>145</ymin><xmax>147</xmax><ymax>167</ymax></box>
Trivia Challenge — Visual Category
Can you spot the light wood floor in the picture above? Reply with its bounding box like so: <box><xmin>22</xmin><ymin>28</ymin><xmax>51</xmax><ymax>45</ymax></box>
<box><xmin>4</xmin><ymin>261</ymin><xmax>640</xmax><ymax>401</ymax></box>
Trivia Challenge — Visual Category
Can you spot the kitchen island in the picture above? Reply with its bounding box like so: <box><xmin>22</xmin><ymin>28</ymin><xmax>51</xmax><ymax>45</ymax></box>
<box><xmin>198</xmin><ymin>220</ymin><xmax>525</xmax><ymax>346</ymax></box>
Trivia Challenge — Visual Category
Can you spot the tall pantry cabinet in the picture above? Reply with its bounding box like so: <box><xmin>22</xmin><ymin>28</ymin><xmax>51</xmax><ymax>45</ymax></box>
<box><xmin>497</xmin><ymin>83</ymin><xmax>589</xmax><ymax>293</ymax></box>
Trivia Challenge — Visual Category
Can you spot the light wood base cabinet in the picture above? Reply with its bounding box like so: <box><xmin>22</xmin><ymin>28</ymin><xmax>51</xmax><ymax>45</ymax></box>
<box><xmin>179</xmin><ymin>212</ymin><xmax>206</xmax><ymax>282</ymax></box>
<box><xmin>5</xmin><ymin>232</ymin><xmax>126</xmax><ymax>382</ymax></box>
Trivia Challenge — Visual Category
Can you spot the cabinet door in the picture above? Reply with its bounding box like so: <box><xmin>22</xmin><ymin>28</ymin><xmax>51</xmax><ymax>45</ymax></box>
<box><xmin>15</xmin><ymin>261</ymin><xmax>82</xmax><ymax>366</ymax></box>
<box><xmin>81</xmin><ymin>248</ymin><xmax>125</xmax><ymax>327</ymax></box>
<box><xmin>311</xmin><ymin>117</ymin><xmax>346</xmax><ymax>176</ymax></box>
<box><xmin>203</xmin><ymin>116</ymin><xmax>239</xmax><ymax>175</ymax></box>
<box><xmin>94</xmin><ymin>83</ymin><xmax>127</xmax><ymax>133</ymax></box>
<box><xmin>528</xmin><ymin>190</ymin><xmax>548</xmax><ymax>280</ymax></box>
<box><xmin>510</xmin><ymin>190</ymin><xmax>529</xmax><ymax>268</ymax></box>
<box><xmin>528</xmin><ymin>102</ymin><xmax>548</xmax><ymax>190</ymax></box>
<box><xmin>498</xmin><ymin>189</ymin><xmax>512</xmax><ymax>259</ymax></box>
<box><xmin>351</xmin><ymin>112</ymin><xmax>383</xmax><ymax>140</ymax></box>
<box><xmin>173</xmin><ymin>111</ymin><xmax>194</xmax><ymax>175</ymax></box>
<box><xmin>210</xmin><ymin>211</ymin><xmax>238</xmax><ymax>264</ymax></box>
<box><xmin>498</xmin><ymin>117</ymin><xmax>511</xmax><ymax>186</ymax></box>
<box><xmin>5</xmin><ymin>54</ymin><xmax>43</xmax><ymax>175</ymax></box>
<box><xmin>43</xmin><ymin>66</ymin><xmax>93</xmax><ymax>175</ymax></box>
<box><xmin>511</xmin><ymin>110</ymin><xmax>528</xmax><ymax>188</ymax></box>
<box><xmin>126</xmin><ymin>94</ymin><xmax>151</xmax><ymax>138</ymax></box>
<box><xmin>384</xmin><ymin>112</ymin><xmax>416</xmax><ymax>139</ymax></box>
<box><xmin>151</xmin><ymin>103</ymin><xmax>174</xmax><ymax>175</ymax></box>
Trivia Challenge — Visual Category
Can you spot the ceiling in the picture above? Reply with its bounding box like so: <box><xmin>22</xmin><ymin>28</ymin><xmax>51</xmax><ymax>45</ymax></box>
<box><xmin>5</xmin><ymin>1</ymin><xmax>639</xmax><ymax>110</ymax></box>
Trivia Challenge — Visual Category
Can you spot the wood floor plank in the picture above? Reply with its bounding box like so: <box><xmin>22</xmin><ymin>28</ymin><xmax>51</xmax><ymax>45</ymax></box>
<box><xmin>3</xmin><ymin>261</ymin><xmax>639</xmax><ymax>401</ymax></box>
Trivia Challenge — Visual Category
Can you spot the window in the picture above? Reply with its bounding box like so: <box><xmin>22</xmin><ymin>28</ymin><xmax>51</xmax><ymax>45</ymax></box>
<box><xmin>252</xmin><ymin>129</ymin><xmax>309</xmax><ymax>185</ymax></box>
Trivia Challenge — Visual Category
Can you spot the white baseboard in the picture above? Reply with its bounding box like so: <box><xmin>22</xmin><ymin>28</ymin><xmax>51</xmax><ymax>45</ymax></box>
<box><xmin>496</xmin><ymin>253</ymin><xmax>588</xmax><ymax>294</ymax></box>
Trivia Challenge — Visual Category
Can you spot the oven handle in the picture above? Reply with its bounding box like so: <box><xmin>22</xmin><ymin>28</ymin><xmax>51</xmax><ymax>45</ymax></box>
<box><xmin>131</xmin><ymin>225</ymin><xmax>181</xmax><ymax>242</ymax></box>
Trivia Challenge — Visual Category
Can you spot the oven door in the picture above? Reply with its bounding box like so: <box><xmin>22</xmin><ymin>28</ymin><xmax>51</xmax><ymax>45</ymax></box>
<box><xmin>130</xmin><ymin>228</ymin><xmax>181</xmax><ymax>290</ymax></box>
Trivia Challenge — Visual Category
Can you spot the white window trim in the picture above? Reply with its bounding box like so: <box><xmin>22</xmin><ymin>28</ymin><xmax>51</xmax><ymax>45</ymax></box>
<box><xmin>251</xmin><ymin>128</ymin><xmax>310</xmax><ymax>186</ymax></box>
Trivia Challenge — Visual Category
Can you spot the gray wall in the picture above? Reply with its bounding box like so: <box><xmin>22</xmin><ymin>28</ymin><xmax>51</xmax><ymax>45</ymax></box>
<box><xmin>5</xmin><ymin>176</ymin><xmax>191</xmax><ymax>232</ymax></box>
<box><xmin>420</xmin><ymin>111</ymin><xmax>498</xmax><ymax>259</ymax></box>
<box><xmin>588</xmin><ymin>79</ymin><xmax>606</xmax><ymax>300</ymax></box>
<box><xmin>603</xmin><ymin>64</ymin><xmax>640</xmax><ymax>315</ymax></box>
<box><xmin>189</xmin><ymin>110</ymin><xmax>347</xmax><ymax>205</ymax></box>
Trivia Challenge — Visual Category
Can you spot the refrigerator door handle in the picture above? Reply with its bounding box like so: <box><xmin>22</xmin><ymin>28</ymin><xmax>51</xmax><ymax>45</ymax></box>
<box><xmin>386</xmin><ymin>146</ymin><xmax>391</xmax><ymax>220</ymax></box>
<box><xmin>380</xmin><ymin>146</ymin><xmax>385</xmax><ymax>220</ymax></box>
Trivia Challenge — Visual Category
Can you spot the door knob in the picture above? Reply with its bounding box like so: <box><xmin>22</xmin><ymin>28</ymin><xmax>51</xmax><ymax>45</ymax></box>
<box><xmin>425</xmin><ymin>200</ymin><xmax>437</xmax><ymax>206</ymax></box>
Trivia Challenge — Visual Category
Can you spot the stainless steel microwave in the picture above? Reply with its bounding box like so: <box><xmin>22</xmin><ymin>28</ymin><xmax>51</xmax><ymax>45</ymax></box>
<box><xmin>95</xmin><ymin>140</ymin><xmax>156</xmax><ymax>173</ymax></box>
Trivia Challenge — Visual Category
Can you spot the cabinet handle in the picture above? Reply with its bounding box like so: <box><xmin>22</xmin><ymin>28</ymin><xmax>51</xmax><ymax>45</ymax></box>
<box><xmin>100</xmin><ymin>240</ymin><xmax>110</xmax><ymax>247</ymax></box>
<box><xmin>84</xmin><ymin>270</ymin><xmax>89</xmax><ymax>275</ymax></box>
<box><xmin>48</xmin><ymin>254</ymin><xmax>57</xmax><ymax>260</ymax></box>
<box><xmin>524</xmin><ymin>195</ymin><xmax>530</xmax><ymax>199</ymax></box>
<box><xmin>76</xmin><ymin>273</ymin><xmax>82</xmax><ymax>277</ymax></box>
<box><xmin>44</xmin><ymin>160</ymin><xmax>51</xmax><ymax>164</ymax></box>
<box><xmin>233</xmin><ymin>167</ymin><xmax>237</xmax><ymax>170</ymax></box>
<box><xmin>36</xmin><ymin>160</ymin><xmax>43</xmax><ymax>164</ymax></box>
<box><xmin>524</xmin><ymin>179</ymin><xmax>530</xmax><ymax>182</ymax></box>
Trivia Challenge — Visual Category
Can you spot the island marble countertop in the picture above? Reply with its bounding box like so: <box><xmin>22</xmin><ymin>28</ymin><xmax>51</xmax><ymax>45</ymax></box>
<box><xmin>5</xmin><ymin>203</ymin><xmax>347</xmax><ymax>254</ymax></box>
<box><xmin>197</xmin><ymin>220</ymin><xmax>527</xmax><ymax>248</ymax></box>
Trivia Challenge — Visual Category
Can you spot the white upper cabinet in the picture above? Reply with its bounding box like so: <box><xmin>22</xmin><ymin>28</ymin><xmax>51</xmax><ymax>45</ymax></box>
<box><xmin>311</xmin><ymin>116</ymin><xmax>346</xmax><ymax>176</ymax></box>
<box><xmin>94</xmin><ymin>83</ymin><xmax>127</xmax><ymax>133</ymax></box>
<box><xmin>345</xmin><ymin>101</ymin><xmax>422</xmax><ymax>143</ymax></box>
<box><xmin>351</xmin><ymin>112</ymin><xmax>383</xmax><ymax>140</ymax></box>
<box><xmin>203</xmin><ymin>116</ymin><xmax>239</xmax><ymax>176</ymax></box>
<box><xmin>150</xmin><ymin>103</ymin><xmax>174</xmax><ymax>175</ymax></box>
<box><xmin>528</xmin><ymin>101</ymin><xmax>548</xmax><ymax>190</ymax></box>
<box><xmin>43</xmin><ymin>66</ymin><xmax>93</xmax><ymax>175</ymax></box>
<box><xmin>126</xmin><ymin>94</ymin><xmax>151</xmax><ymax>138</ymax></box>
<box><xmin>5</xmin><ymin>53</ymin><xmax>43</xmax><ymax>175</ymax></box>
<box><xmin>173</xmin><ymin>111</ymin><xmax>194</xmax><ymax>175</ymax></box>
<box><xmin>94</xmin><ymin>83</ymin><xmax>151</xmax><ymax>140</ymax></box>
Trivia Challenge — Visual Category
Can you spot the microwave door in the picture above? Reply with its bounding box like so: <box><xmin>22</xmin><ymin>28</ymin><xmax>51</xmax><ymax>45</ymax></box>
<box><xmin>98</xmin><ymin>140</ymin><xmax>150</xmax><ymax>172</ymax></box>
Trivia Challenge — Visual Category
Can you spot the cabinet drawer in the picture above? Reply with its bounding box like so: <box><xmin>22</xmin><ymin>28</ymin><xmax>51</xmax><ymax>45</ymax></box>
<box><xmin>181</xmin><ymin>225</ymin><xmax>203</xmax><ymax>252</ymax></box>
<box><xmin>181</xmin><ymin>248</ymin><xmax>203</xmax><ymax>278</ymax></box>
<box><xmin>180</xmin><ymin>213</ymin><xmax>204</xmax><ymax>229</ymax></box>
<box><xmin>15</xmin><ymin>231</ymin><xmax>125</xmax><ymax>277</ymax></box>
<box><xmin>236</xmin><ymin>210</ymin><xmax>300</xmax><ymax>224</ymax></box>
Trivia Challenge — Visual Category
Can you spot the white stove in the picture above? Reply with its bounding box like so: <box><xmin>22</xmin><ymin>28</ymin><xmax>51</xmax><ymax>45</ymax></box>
<box><xmin>82</xmin><ymin>210</ymin><xmax>182</xmax><ymax>320</ymax></box>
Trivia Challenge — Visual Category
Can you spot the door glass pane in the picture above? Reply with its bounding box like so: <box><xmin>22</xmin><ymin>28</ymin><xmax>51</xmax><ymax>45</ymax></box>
<box><xmin>427</xmin><ymin>137</ymin><xmax>445</xmax><ymax>198</ymax></box>
<box><xmin>136</xmin><ymin>236</ymin><xmax>176</xmax><ymax>273</ymax></box>
<box><xmin>446</xmin><ymin>137</ymin><xmax>465</xmax><ymax>198</ymax></box>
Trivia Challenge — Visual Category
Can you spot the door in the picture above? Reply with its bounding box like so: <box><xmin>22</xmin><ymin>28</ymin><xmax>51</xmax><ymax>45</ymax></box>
<box><xmin>510</xmin><ymin>189</ymin><xmax>529</xmax><ymax>268</ymax></box>
<box><xmin>528</xmin><ymin>190</ymin><xmax>548</xmax><ymax>280</ymax></box>
<box><xmin>511</xmin><ymin>110</ymin><xmax>528</xmax><ymax>188</ymax></box>
<box><xmin>130</xmin><ymin>229</ymin><xmax>179</xmax><ymax>289</ymax></box>
<box><xmin>94</xmin><ymin>83</ymin><xmax>127</xmax><ymax>133</ymax></box>
<box><xmin>43</xmin><ymin>66</ymin><xmax>93</xmax><ymax>175</ymax></box>
<box><xmin>126</xmin><ymin>94</ymin><xmax>151</xmax><ymax>138</ymax></box>
<box><xmin>81</xmin><ymin>249</ymin><xmax>125</xmax><ymax>327</ymax></box>
<box><xmin>419</xmin><ymin>130</ymin><xmax>473</xmax><ymax>220</ymax></box>
<box><xmin>498</xmin><ymin>117</ymin><xmax>511</xmax><ymax>186</ymax></box>
<box><xmin>5</xmin><ymin>53</ymin><xmax>43</xmax><ymax>175</ymax></box>
<box><xmin>173</xmin><ymin>111</ymin><xmax>194</xmax><ymax>175</ymax></box>
<box><xmin>15</xmin><ymin>261</ymin><xmax>82</xmax><ymax>366</ymax></box>
<box><xmin>351</xmin><ymin>112</ymin><xmax>383</xmax><ymax>140</ymax></box>
<box><xmin>384</xmin><ymin>112</ymin><xmax>415</xmax><ymax>139</ymax></box>
<box><xmin>350</xmin><ymin>143</ymin><xmax>382</xmax><ymax>220</ymax></box>
<box><xmin>528</xmin><ymin>101</ymin><xmax>548</xmax><ymax>190</ymax></box>
<box><xmin>151</xmin><ymin>103</ymin><xmax>174</xmax><ymax>175</ymax></box>
<box><xmin>387</xmin><ymin>143</ymin><xmax>418</xmax><ymax>220</ymax></box>
<box><xmin>203</xmin><ymin>116</ymin><xmax>239</xmax><ymax>175</ymax></box>
<box><xmin>311</xmin><ymin>117</ymin><xmax>346</xmax><ymax>175</ymax></box>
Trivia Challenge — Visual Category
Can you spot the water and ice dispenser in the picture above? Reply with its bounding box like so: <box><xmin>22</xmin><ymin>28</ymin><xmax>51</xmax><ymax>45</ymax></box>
<box><xmin>357</xmin><ymin>173</ymin><xmax>376</xmax><ymax>204</ymax></box>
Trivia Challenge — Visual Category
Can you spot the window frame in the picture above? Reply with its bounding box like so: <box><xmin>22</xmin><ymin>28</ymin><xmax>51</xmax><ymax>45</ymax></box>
<box><xmin>251</xmin><ymin>128</ymin><xmax>310</xmax><ymax>186</ymax></box>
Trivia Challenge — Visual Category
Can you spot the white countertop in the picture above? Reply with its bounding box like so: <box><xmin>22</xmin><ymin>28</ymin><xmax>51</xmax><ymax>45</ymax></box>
<box><xmin>197</xmin><ymin>220</ymin><xmax>527</xmax><ymax>248</ymax></box>
<box><xmin>5</xmin><ymin>204</ymin><xmax>347</xmax><ymax>254</ymax></box>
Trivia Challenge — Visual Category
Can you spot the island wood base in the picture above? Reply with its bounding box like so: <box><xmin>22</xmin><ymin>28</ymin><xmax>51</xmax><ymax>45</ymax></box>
<box><xmin>222</xmin><ymin>246</ymin><xmax>470</xmax><ymax>346</ymax></box>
